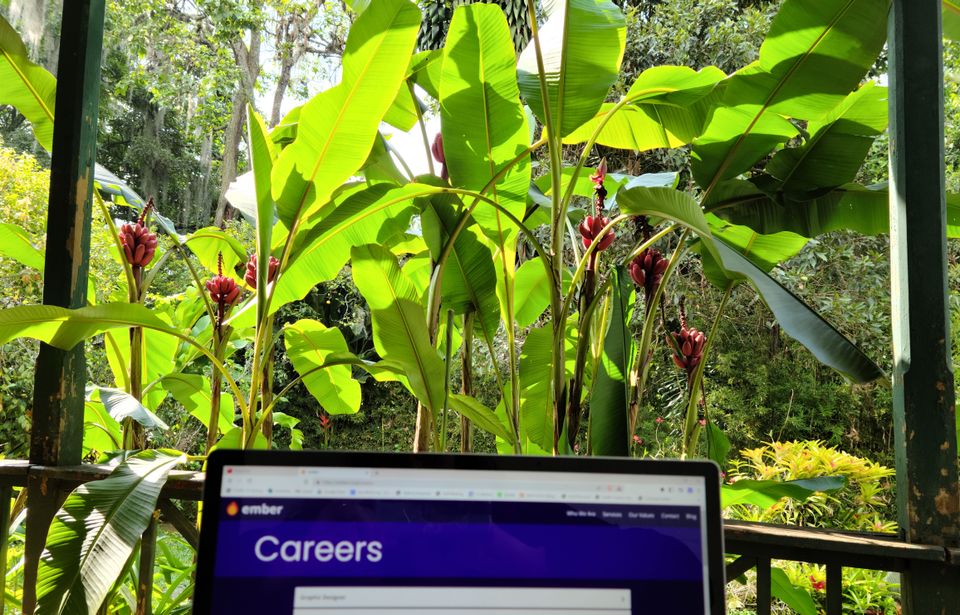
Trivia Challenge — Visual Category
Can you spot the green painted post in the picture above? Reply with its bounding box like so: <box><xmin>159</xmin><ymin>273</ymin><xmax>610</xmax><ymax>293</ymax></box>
<box><xmin>22</xmin><ymin>1</ymin><xmax>105</xmax><ymax>612</ymax></box>
<box><xmin>888</xmin><ymin>1</ymin><xmax>960</xmax><ymax>612</ymax></box>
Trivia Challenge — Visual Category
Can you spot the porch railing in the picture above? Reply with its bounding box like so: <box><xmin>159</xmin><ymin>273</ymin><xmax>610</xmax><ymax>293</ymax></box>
<box><xmin>1</xmin><ymin>460</ymin><xmax>956</xmax><ymax>615</ymax></box>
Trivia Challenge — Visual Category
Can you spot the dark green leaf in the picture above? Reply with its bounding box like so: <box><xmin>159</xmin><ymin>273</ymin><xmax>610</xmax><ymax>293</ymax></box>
<box><xmin>692</xmin><ymin>0</ymin><xmax>890</xmax><ymax>187</ymax></box>
<box><xmin>450</xmin><ymin>394</ymin><xmax>515</xmax><ymax>443</ymax></box>
<box><xmin>36</xmin><ymin>450</ymin><xmax>185</xmax><ymax>614</ymax></box>
<box><xmin>771</xmin><ymin>568</ymin><xmax>818</xmax><ymax>615</ymax></box>
<box><xmin>705</xmin><ymin>421</ymin><xmax>731</xmax><ymax>469</ymax></box>
<box><xmin>766</xmin><ymin>83</ymin><xmax>888</xmax><ymax>192</ymax></box>
<box><xmin>722</xmin><ymin>476</ymin><xmax>847</xmax><ymax>508</ymax></box>
<box><xmin>421</xmin><ymin>193</ymin><xmax>500</xmax><ymax>341</ymax></box>
<box><xmin>708</xmin><ymin>238</ymin><xmax>884</xmax><ymax>383</ymax></box>
<box><xmin>589</xmin><ymin>267</ymin><xmax>636</xmax><ymax>456</ymax></box>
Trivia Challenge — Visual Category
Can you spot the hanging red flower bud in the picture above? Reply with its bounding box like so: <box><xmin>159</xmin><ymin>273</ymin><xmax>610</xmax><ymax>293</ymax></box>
<box><xmin>589</xmin><ymin>158</ymin><xmax>607</xmax><ymax>188</ymax></box>
<box><xmin>629</xmin><ymin>248</ymin><xmax>669</xmax><ymax>298</ymax></box>
<box><xmin>669</xmin><ymin>325</ymin><xmax>707</xmax><ymax>374</ymax></box>
<box><xmin>431</xmin><ymin>132</ymin><xmax>449</xmax><ymax>181</ymax></box>
<box><xmin>207</xmin><ymin>253</ymin><xmax>240</xmax><ymax>306</ymax></box>
<box><xmin>207</xmin><ymin>275</ymin><xmax>240</xmax><ymax>306</ymax></box>
<box><xmin>119</xmin><ymin>198</ymin><xmax>158</xmax><ymax>268</ymax></box>
<box><xmin>578</xmin><ymin>215</ymin><xmax>615</xmax><ymax>251</ymax></box>
<box><xmin>244</xmin><ymin>254</ymin><xmax>279</xmax><ymax>289</ymax></box>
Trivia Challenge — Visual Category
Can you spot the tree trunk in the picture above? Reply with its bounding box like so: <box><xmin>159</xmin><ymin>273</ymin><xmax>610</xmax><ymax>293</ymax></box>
<box><xmin>192</xmin><ymin>130</ymin><xmax>214</xmax><ymax>227</ymax></box>
<box><xmin>214</xmin><ymin>91</ymin><xmax>245</xmax><ymax>227</ymax></box>
<box><xmin>215</xmin><ymin>30</ymin><xmax>261</xmax><ymax>227</ymax></box>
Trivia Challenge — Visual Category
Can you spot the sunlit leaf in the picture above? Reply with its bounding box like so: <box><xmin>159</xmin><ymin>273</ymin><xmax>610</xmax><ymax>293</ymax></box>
<box><xmin>0</xmin><ymin>15</ymin><xmax>56</xmax><ymax>150</ymax></box>
<box><xmin>271</xmin><ymin>0</ymin><xmax>420</xmax><ymax>227</ymax></box>
<box><xmin>441</xmin><ymin>3</ymin><xmax>531</xmax><ymax>239</ymax></box>
<box><xmin>351</xmin><ymin>244</ymin><xmax>446</xmax><ymax>414</ymax></box>
<box><xmin>517</xmin><ymin>0</ymin><xmax>626</xmax><ymax>137</ymax></box>
<box><xmin>283</xmin><ymin>319</ymin><xmax>361</xmax><ymax>415</ymax></box>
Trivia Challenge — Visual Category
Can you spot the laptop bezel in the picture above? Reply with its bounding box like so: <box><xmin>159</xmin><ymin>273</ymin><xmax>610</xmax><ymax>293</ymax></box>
<box><xmin>194</xmin><ymin>450</ymin><xmax>725</xmax><ymax>614</ymax></box>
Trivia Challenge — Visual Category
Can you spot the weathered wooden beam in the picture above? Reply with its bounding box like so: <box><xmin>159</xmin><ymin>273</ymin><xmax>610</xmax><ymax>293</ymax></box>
<box><xmin>888</xmin><ymin>0</ymin><xmax>960</xmax><ymax>612</ymax></box>
<box><xmin>22</xmin><ymin>2</ymin><xmax>106</xmax><ymax>612</ymax></box>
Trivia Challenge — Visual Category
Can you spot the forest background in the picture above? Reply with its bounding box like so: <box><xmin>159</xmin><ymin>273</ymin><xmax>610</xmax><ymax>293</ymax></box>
<box><xmin>0</xmin><ymin>0</ymin><xmax>958</xmax><ymax>466</ymax></box>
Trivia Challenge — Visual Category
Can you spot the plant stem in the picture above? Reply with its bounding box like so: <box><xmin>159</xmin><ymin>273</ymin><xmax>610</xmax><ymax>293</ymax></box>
<box><xmin>681</xmin><ymin>282</ymin><xmax>734</xmax><ymax>457</ymax></box>
<box><xmin>125</xmin><ymin>266</ymin><xmax>145</xmax><ymax>450</ymax></box>
<box><xmin>207</xmin><ymin>327</ymin><xmax>228</xmax><ymax>454</ymax></box>
<box><xmin>460</xmin><ymin>311</ymin><xmax>475</xmax><ymax>453</ymax></box>
<box><xmin>525</xmin><ymin>0</ymin><xmax>566</xmax><ymax>455</ymax></box>
<box><xmin>135</xmin><ymin>511</ymin><xmax>158</xmax><ymax>615</ymax></box>
<box><xmin>566</xmin><ymin>256</ymin><xmax>597</xmax><ymax>449</ymax></box>
<box><xmin>439</xmin><ymin>310</ymin><xmax>454</xmax><ymax>451</ymax></box>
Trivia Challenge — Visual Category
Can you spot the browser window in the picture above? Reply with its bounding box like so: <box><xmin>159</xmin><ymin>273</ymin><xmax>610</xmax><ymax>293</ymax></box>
<box><xmin>208</xmin><ymin>465</ymin><xmax>712</xmax><ymax>614</ymax></box>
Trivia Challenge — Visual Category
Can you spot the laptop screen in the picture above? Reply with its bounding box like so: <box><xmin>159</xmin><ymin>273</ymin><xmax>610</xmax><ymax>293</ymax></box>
<box><xmin>202</xmin><ymin>462</ymin><xmax>716</xmax><ymax>614</ymax></box>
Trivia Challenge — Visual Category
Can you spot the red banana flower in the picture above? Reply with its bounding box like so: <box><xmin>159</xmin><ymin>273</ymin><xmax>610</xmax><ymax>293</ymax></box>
<box><xmin>119</xmin><ymin>199</ymin><xmax>158</xmax><ymax>268</ymax></box>
<box><xmin>244</xmin><ymin>254</ymin><xmax>279</xmax><ymax>289</ymax></box>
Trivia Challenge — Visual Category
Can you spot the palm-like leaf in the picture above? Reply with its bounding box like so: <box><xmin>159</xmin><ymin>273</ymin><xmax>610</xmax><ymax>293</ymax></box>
<box><xmin>35</xmin><ymin>450</ymin><xmax>185</xmax><ymax>614</ymax></box>
<box><xmin>0</xmin><ymin>15</ymin><xmax>56</xmax><ymax>151</ymax></box>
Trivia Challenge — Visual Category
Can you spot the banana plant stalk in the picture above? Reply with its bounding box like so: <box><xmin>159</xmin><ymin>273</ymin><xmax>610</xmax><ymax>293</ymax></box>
<box><xmin>119</xmin><ymin>200</ymin><xmax>158</xmax><ymax>450</ymax></box>
<box><xmin>460</xmin><ymin>311</ymin><xmax>475</xmax><ymax>453</ymax></box>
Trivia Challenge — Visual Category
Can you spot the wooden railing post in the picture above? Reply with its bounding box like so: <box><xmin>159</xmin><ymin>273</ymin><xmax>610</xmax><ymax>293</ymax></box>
<box><xmin>21</xmin><ymin>1</ymin><xmax>106</xmax><ymax>612</ymax></box>
<box><xmin>888</xmin><ymin>0</ymin><xmax>960</xmax><ymax>612</ymax></box>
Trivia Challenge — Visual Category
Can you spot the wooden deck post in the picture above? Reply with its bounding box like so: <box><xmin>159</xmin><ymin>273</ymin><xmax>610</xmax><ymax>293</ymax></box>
<box><xmin>888</xmin><ymin>0</ymin><xmax>960</xmax><ymax>612</ymax></box>
<box><xmin>22</xmin><ymin>0</ymin><xmax>105</xmax><ymax>612</ymax></box>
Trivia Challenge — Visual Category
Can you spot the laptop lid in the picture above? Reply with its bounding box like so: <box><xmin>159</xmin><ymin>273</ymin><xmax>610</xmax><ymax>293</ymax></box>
<box><xmin>194</xmin><ymin>451</ymin><xmax>725</xmax><ymax>615</ymax></box>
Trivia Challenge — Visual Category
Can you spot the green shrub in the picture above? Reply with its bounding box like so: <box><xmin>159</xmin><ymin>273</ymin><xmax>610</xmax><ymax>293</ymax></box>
<box><xmin>727</xmin><ymin>440</ymin><xmax>896</xmax><ymax>532</ymax></box>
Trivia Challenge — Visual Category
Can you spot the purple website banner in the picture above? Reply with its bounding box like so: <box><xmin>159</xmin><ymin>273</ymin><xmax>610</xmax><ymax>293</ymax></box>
<box><xmin>214</xmin><ymin>515</ymin><xmax>703</xmax><ymax>581</ymax></box>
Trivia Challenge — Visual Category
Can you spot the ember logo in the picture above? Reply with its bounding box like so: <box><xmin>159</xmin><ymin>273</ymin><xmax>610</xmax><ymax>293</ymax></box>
<box><xmin>226</xmin><ymin>501</ymin><xmax>239</xmax><ymax>517</ymax></box>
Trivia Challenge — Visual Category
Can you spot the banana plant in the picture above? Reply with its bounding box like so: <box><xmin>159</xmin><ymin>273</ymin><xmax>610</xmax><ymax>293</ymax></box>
<box><xmin>6</xmin><ymin>0</ymin><xmax>960</xmax><ymax>465</ymax></box>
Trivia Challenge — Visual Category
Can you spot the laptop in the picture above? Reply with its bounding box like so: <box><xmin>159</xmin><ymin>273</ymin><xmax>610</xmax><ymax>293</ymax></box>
<box><xmin>194</xmin><ymin>451</ymin><xmax>725</xmax><ymax>614</ymax></box>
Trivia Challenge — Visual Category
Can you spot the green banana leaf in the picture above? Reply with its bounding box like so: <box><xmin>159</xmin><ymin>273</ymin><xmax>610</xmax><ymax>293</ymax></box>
<box><xmin>441</xmin><ymin>3</ymin><xmax>531</xmax><ymax>237</ymax></box>
<box><xmin>0</xmin><ymin>14</ymin><xmax>56</xmax><ymax>151</ymax></box>
<box><xmin>271</xmin><ymin>0</ymin><xmax>420</xmax><ymax>227</ymax></box>
<box><xmin>35</xmin><ymin>449</ymin><xmax>185</xmax><ymax>614</ymax></box>
<box><xmin>0</xmin><ymin>222</ymin><xmax>44</xmax><ymax>270</ymax></box>
<box><xmin>722</xmin><ymin>476</ymin><xmax>847</xmax><ymax>508</ymax></box>
<box><xmin>765</xmin><ymin>82</ymin><xmax>888</xmax><ymax>192</ymax></box>
<box><xmin>420</xmin><ymin>193</ymin><xmax>500</xmax><ymax>342</ymax></box>
<box><xmin>589</xmin><ymin>267</ymin><xmax>636</xmax><ymax>456</ymax></box>
<box><xmin>350</xmin><ymin>244</ymin><xmax>446</xmax><ymax>415</ymax></box>
<box><xmin>514</xmin><ymin>258</ymin><xmax>553</xmax><ymax>328</ymax></box>
<box><xmin>563</xmin><ymin>65</ymin><xmax>725</xmax><ymax>149</ymax></box>
<box><xmin>271</xmin><ymin>182</ymin><xmax>424</xmax><ymax>309</ymax></box>
<box><xmin>692</xmin><ymin>0</ymin><xmax>891</xmax><ymax>188</ymax></box>
<box><xmin>161</xmin><ymin>374</ymin><xmax>235</xmax><ymax>434</ymax></box>
<box><xmin>184</xmin><ymin>227</ymin><xmax>248</xmax><ymax>281</ymax></box>
<box><xmin>517</xmin><ymin>0</ymin><xmax>626</xmax><ymax>137</ymax></box>
<box><xmin>450</xmin><ymin>394</ymin><xmax>516</xmax><ymax>443</ymax></box>
<box><xmin>944</xmin><ymin>1</ymin><xmax>960</xmax><ymax>40</ymax></box>
<box><xmin>618</xmin><ymin>185</ymin><xmax>884</xmax><ymax>383</ymax></box>
<box><xmin>0</xmin><ymin>304</ymin><xmax>179</xmax><ymax>350</ymax></box>
<box><xmin>771</xmin><ymin>568</ymin><xmax>818</xmax><ymax>615</ymax></box>
<box><xmin>246</xmin><ymin>106</ymin><xmax>276</xmax><ymax>325</ymax></box>
<box><xmin>283</xmin><ymin>319</ymin><xmax>361</xmax><ymax>415</ymax></box>
<box><xmin>707</xmin><ymin>181</ymin><xmax>960</xmax><ymax>239</ymax></box>
<box><xmin>88</xmin><ymin>386</ymin><xmax>168</xmax><ymax>431</ymax></box>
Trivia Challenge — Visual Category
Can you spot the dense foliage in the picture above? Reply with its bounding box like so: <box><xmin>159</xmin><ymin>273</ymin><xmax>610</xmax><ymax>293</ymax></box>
<box><xmin>1</xmin><ymin>0</ymin><xmax>960</xmax><ymax>613</ymax></box>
